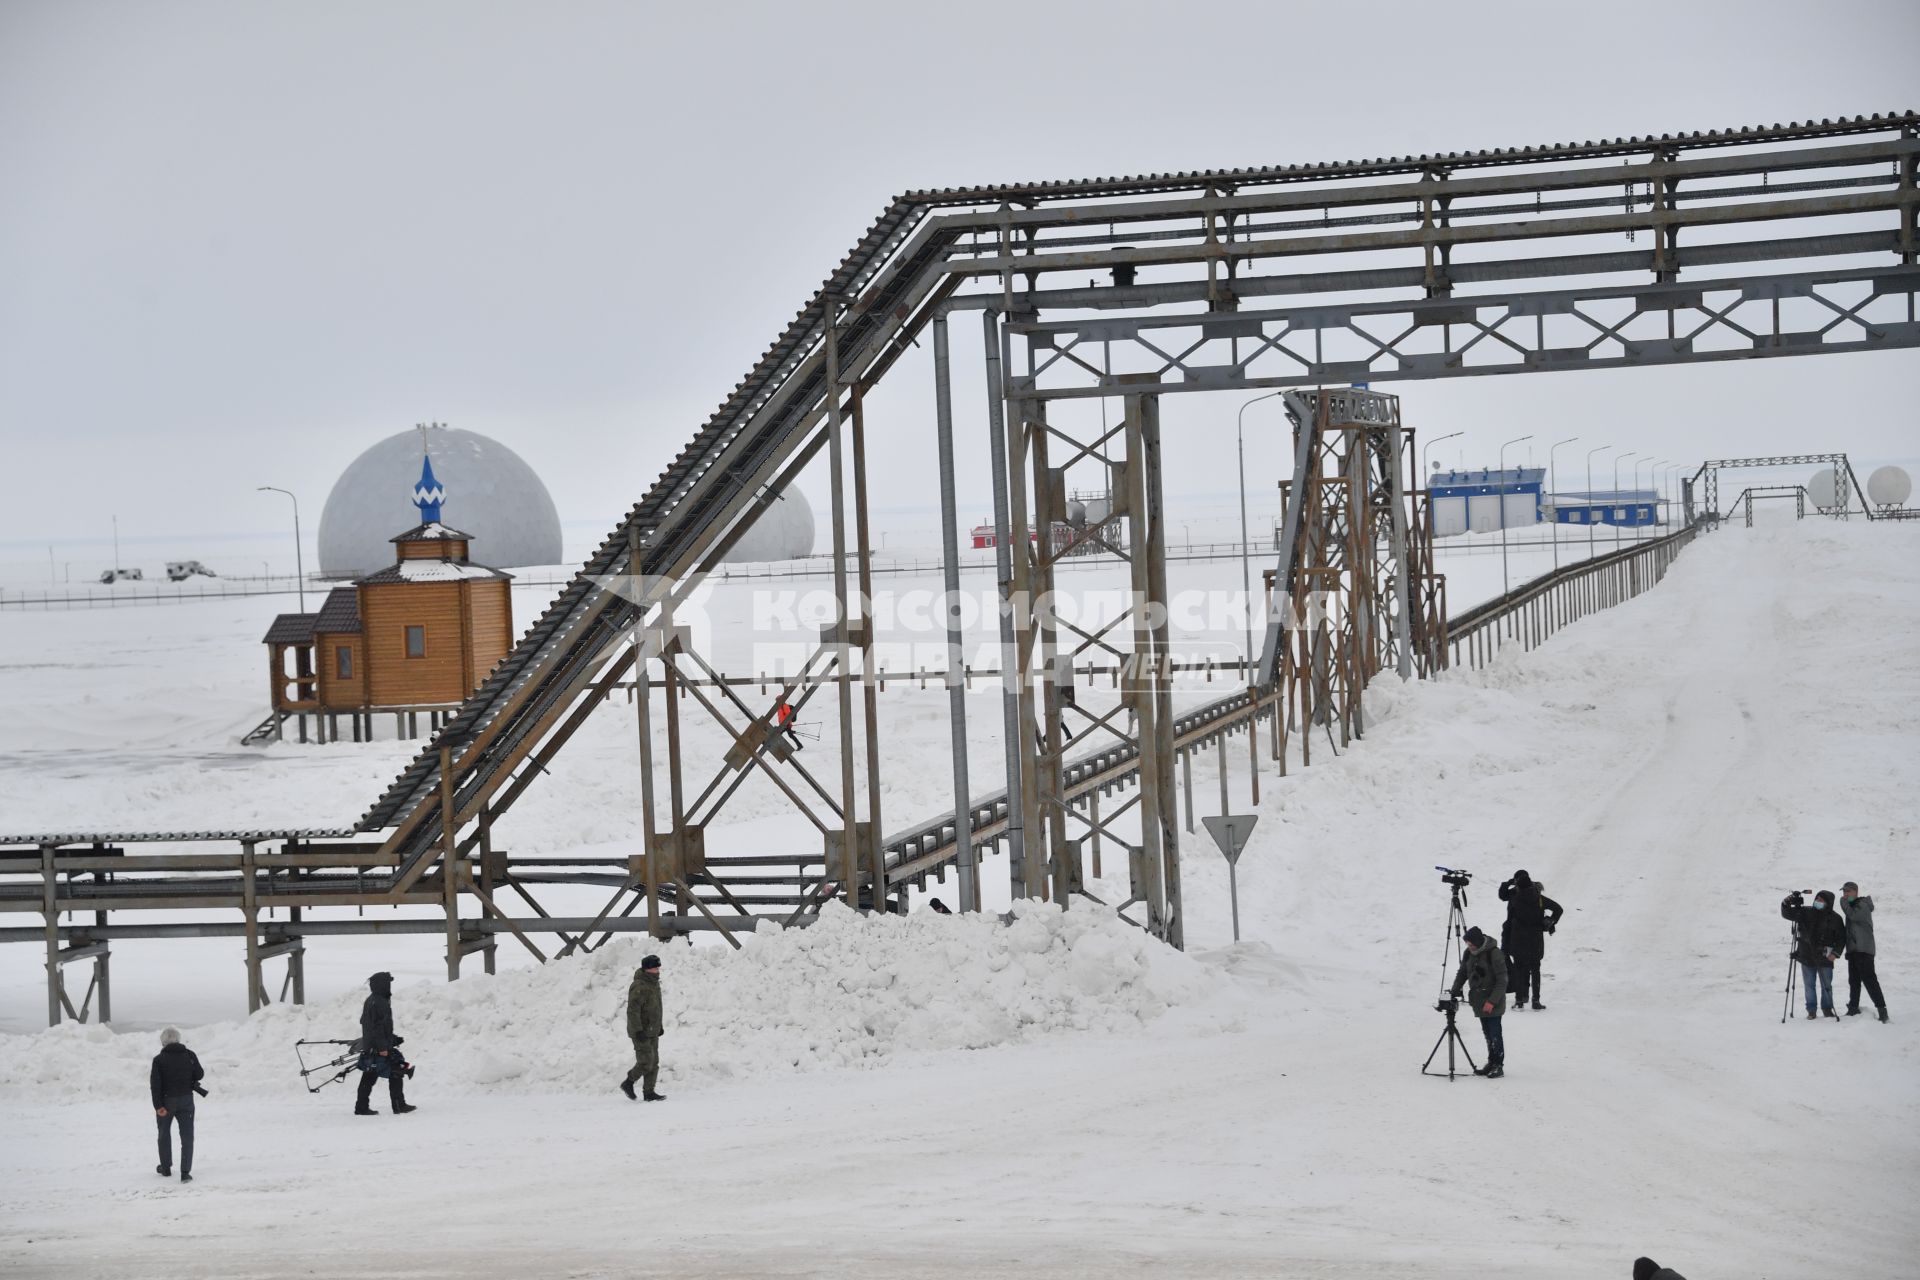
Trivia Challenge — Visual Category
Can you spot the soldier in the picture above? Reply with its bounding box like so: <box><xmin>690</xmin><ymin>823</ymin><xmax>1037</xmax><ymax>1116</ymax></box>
<box><xmin>1449</xmin><ymin>925</ymin><xmax>1509</xmax><ymax>1078</ymax></box>
<box><xmin>354</xmin><ymin>971</ymin><xmax>417</xmax><ymax>1116</ymax></box>
<box><xmin>619</xmin><ymin>954</ymin><xmax>667</xmax><ymax>1101</ymax></box>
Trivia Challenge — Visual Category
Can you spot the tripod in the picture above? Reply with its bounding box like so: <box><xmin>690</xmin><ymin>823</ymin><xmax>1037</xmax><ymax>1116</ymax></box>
<box><xmin>1780</xmin><ymin>922</ymin><xmax>1802</xmax><ymax>1024</ymax></box>
<box><xmin>1423</xmin><ymin>870</ymin><xmax>1478</xmax><ymax>1079</ymax></box>
<box><xmin>1436</xmin><ymin>878</ymin><xmax>1469</xmax><ymax>995</ymax></box>
<box><xmin>1423</xmin><ymin>997</ymin><xmax>1480</xmax><ymax>1080</ymax></box>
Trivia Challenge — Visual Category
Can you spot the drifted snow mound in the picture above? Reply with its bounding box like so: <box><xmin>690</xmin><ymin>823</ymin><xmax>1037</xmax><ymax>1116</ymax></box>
<box><xmin>0</xmin><ymin>901</ymin><xmax>1221</xmax><ymax>1101</ymax></box>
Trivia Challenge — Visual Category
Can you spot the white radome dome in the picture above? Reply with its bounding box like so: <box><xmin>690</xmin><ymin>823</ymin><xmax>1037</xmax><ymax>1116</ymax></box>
<box><xmin>1806</xmin><ymin>467</ymin><xmax>1848</xmax><ymax>512</ymax></box>
<box><xmin>721</xmin><ymin>488</ymin><xmax>816</xmax><ymax>563</ymax></box>
<box><xmin>1866</xmin><ymin>465</ymin><xmax>1911</xmax><ymax>509</ymax></box>
<box><xmin>318</xmin><ymin>427</ymin><xmax>562</xmax><ymax>577</ymax></box>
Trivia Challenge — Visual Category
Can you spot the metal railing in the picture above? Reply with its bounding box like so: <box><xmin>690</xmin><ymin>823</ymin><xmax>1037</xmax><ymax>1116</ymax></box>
<box><xmin>1444</xmin><ymin>520</ymin><xmax>1705</xmax><ymax>670</ymax></box>
<box><xmin>881</xmin><ymin>519</ymin><xmax>1709</xmax><ymax>890</ymax></box>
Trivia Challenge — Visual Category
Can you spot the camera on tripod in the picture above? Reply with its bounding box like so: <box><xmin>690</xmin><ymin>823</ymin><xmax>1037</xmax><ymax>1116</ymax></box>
<box><xmin>1436</xmin><ymin>866</ymin><xmax>1472</xmax><ymax>889</ymax></box>
<box><xmin>1434</xmin><ymin>995</ymin><xmax>1460</xmax><ymax>1015</ymax></box>
<box><xmin>1785</xmin><ymin>889</ymin><xmax>1812</xmax><ymax>906</ymax></box>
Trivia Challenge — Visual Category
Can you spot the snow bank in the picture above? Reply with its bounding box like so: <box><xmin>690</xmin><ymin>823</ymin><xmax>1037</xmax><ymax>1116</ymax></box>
<box><xmin>0</xmin><ymin>900</ymin><xmax>1223</xmax><ymax>1101</ymax></box>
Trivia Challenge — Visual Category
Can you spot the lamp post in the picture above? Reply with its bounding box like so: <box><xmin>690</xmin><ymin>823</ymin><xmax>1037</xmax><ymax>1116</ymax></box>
<box><xmin>1584</xmin><ymin>445</ymin><xmax>1610</xmax><ymax>561</ymax></box>
<box><xmin>1547</xmin><ymin>436</ymin><xmax>1577</xmax><ymax>570</ymax></box>
<box><xmin>1637</xmin><ymin>458</ymin><xmax>1660</xmax><ymax>540</ymax></box>
<box><xmin>1499</xmin><ymin>434</ymin><xmax>1533</xmax><ymax>595</ymax></box>
<box><xmin>1612</xmin><ymin>452</ymin><xmax>1638</xmax><ymax>551</ymax></box>
<box><xmin>1422</xmin><ymin>430</ymin><xmax>1463</xmax><ymax>484</ymax></box>
<box><xmin>258</xmin><ymin>487</ymin><xmax>306</xmax><ymax>612</ymax></box>
<box><xmin>1236</xmin><ymin>390</ymin><xmax>1282</xmax><ymax>679</ymax></box>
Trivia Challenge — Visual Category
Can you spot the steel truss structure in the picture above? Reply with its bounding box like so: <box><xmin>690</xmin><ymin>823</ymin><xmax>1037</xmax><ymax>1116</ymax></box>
<box><xmin>1689</xmin><ymin>453</ymin><xmax>1872</xmax><ymax>519</ymax></box>
<box><xmin>6</xmin><ymin>112</ymin><xmax>1919</xmax><ymax>1019</ymax></box>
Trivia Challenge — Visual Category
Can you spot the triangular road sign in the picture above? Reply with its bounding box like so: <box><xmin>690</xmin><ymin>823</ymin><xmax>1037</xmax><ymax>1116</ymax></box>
<box><xmin>1202</xmin><ymin>814</ymin><xmax>1258</xmax><ymax>866</ymax></box>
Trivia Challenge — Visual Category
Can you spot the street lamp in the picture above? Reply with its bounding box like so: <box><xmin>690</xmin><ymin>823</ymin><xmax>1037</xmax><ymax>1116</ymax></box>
<box><xmin>1637</xmin><ymin>458</ymin><xmax>1661</xmax><ymax>539</ymax></box>
<box><xmin>1584</xmin><ymin>445</ymin><xmax>1611</xmax><ymax>561</ymax></box>
<box><xmin>1547</xmin><ymin>436</ymin><xmax>1578</xmax><ymax>570</ymax></box>
<box><xmin>258</xmin><ymin>486</ymin><xmax>306</xmax><ymax>612</ymax></box>
<box><xmin>1236</xmin><ymin>390</ymin><xmax>1282</xmax><ymax>679</ymax></box>
<box><xmin>1422</xmin><ymin>430</ymin><xmax>1463</xmax><ymax>485</ymax></box>
<box><xmin>1611</xmin><ymin>452</ymin><xmax>1638</xmax><ymax>551</ymax></box>
<box><xmin>1499</xmin><ymin>434</ymin><xmax>1533</xmax><ymax>594</ymax></box>
<box><xmin>1666</xmin><ymin>463</ymin><xmax>1684</xmax><ymax>525</ymax></box>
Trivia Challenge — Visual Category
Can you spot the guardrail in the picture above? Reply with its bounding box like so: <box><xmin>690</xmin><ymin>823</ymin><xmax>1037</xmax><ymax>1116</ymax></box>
<box><xmin>882</xmin><ymin>519</ymin><xmax>1709</xmax><ymax>892</ymax></box>
<box><xmin>1444</xmin><ymin>519</ymin><xmax>1705</xmax><ymax>671</ymax></box>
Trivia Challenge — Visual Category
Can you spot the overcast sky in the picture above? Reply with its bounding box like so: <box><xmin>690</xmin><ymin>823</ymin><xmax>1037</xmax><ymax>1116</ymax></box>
<box><xmin>2</xmin><ymin>0</ymin><xmax>1915</xmax><ymax>568</ymax></box>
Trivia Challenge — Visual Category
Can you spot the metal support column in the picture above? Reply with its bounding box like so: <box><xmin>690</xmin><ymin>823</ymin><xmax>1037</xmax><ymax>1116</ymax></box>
<box><xmin>824</xmin><ymin>297</ymin><xmax>862</xmax><ymax>907</ymax></box>
<box><xmin>439</xmin><ymin>744</ymin><xmax>461</xmax><ymax>981</ymax></box>
<box><xmin>931</xmin><ymin>314</ymin><xmax>979</xmax><ymax>912</ymax></box>
<box><xmin>983</xmin><ymin>310</ymin><xmax>1026</xmax><ymax>896</ymax></box>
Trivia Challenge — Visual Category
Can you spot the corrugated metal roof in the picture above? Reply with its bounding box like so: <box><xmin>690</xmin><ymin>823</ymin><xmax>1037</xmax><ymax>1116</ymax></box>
<box><xmin>0</xmin><ymin>829</ymin><xmax>357</xmax><ymax>846</ymax></box>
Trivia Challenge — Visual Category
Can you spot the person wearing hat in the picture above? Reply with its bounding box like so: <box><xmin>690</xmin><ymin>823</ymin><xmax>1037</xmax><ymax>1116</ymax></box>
<box><xmin>1632</xmin><ymin>1257</ymin><xmax>1686</xmax><ymax>1280</ymax></box>
<box><xmin>1499</xmin><ymin>870</ymin><xmax>1565</xmax><ymax>1012</ymax></box>
<box><xmin>150</xmin><ymin>1027</ymin><xmax>207</xmax><ymax>1182</ymax></box>
<box><xmin>354</xmin><ymin>971</ymin><xmax>417</xmax><ymax>1115</ymax></box>
<box><xmin>620</xmin><ymin>954</ymin><xmax>667</xmax><ymax>1101</ymax></box>
<box><xmin>1839</xmin><ymin>882</ymin><xmax>1888</xmax><ymax>1022</ymax></box>
<box><xmin>1448</xmin><ymin>925</ymin><xmax>1509</xmax><ymax>1078</ymax></box>
<box><xmin>1780</xmin><ymin>890</ymin><xmax>1847</xmax><ymax>1020</ymax></box>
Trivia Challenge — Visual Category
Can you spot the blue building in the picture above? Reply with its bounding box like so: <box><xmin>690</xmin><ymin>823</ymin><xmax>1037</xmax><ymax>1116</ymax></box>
<box><xmin>1429</xmin><ymin>467</ymin><xmax>1545</xmax><ymax>536</ymax></box>
<box><xmin>1547</xmin><ymin>489</ymin><xmax>1660</xmax><ymax>528</ymax></box>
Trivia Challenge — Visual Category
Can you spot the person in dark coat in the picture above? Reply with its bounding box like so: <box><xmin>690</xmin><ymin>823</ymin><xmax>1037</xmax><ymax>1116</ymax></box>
<box><xmin>1632</xmin><ymin>1258</ymin><xmax>1686</xmax><ymax>1280</ymax></box>
<box><xmin>1499</xmin><ymin>871</ymin><xmax>1564</xmax><ymax>1011</ymax></box>
<box><xmin>1840</xmin><ymin>881</ymin><xmax>1888</xmax><ymax>1022</ymax></box>
<box><xmin>1781</xmin><ymin>890</ymin><xmax>1847</xmax><ymax>1019</ymax></box>
<box><xmin>1449</xmin><ymin>926</ymin><xmax>1508</xmax><ymax>1078</ymax></box>
<box><xmin>354</xmin><ymin>971</ymin><xmax>416</xmax><ymax>1115</ymax></box>
<box><xmin>619</xmin><ymin>954</ymin><xmax>666</xmax><ymax>1101</ymax></box>
<box><xmin>150</xmin><ymin>1027</ymin><xmax>206</xmax><ymax>1182</ymax></box>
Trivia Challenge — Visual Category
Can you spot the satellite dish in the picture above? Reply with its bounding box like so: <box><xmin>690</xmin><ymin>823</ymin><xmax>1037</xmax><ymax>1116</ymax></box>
<box><xmin>1807</xmin><ymin>467</ymin><xmax>1849</xmax><ymax>512</ymax></box>
<box><xmin>1867</xmin><ymin>465</ymin><xmax>1912</xmax><ymax>509</ymax></box>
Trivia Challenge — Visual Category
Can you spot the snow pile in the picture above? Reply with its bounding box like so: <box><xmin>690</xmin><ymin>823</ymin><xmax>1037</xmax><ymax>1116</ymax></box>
<box><xmin>0</xmin><ymin>900</ymin><xmax>1224</xmax><ymax>1100</ymax></box>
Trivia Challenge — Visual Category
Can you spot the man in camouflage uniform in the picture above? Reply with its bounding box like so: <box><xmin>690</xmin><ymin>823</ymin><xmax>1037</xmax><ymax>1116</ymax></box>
<box><xmin>619</xmin><ymin>954</ymin><xmax>666</xmax><ymax>1101</ymax></box>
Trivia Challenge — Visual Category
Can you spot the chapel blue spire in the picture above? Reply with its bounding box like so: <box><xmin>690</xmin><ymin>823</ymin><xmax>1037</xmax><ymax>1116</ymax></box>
<box><xmin>413</xmin><ymin>453</ymin><xmax>445</xmax><ymax>524</ymax></box>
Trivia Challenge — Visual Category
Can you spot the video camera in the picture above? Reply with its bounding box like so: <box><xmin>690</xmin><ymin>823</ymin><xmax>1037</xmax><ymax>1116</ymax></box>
<box><xmin>1434</xmin><ymin>995</ymin><xmax>1460</xmax><ymax>1015</ymax></box>
<box><xmin>1785</xmin><ymin>889</ymin><xmax>1813</xmax><ymax>907</ymax></box>
<box><xmin>1436</xmin><ymin>866</ymin><xmax>1472</xmax><ymax>889</ymax></box>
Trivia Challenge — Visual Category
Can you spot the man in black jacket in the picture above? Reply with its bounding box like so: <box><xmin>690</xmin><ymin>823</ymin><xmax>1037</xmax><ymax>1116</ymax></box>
<box><xmin>1499</xmin><ymin>871</ymin><xmax>1565</xmax><ymax>1011</ymax></box>
<box><xmin>1781</xmin><ymin>890</ymin><xmax>1847</xmax><ymax>1020</ymax></box>
<box><xmin>1449</xmin><ymin>926</ymin><xmax>1509</xmax><ymax>1078</ymax></box>
<box><xmin>150</xmin><ymin>1027</ymin><xmax>206</xmax><ymax>1182</ymax></box>
<box><xmin>354</xmin><ymin>971</ymin><xmax>417</xmax><ymax>1115</ymax></box>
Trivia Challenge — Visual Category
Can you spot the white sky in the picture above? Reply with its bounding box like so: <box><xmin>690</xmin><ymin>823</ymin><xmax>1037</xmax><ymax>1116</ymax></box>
<box><xmin>1</xmin><ymin>0</ymin><xmax>1916</xmax><ymax>565</ymax></box>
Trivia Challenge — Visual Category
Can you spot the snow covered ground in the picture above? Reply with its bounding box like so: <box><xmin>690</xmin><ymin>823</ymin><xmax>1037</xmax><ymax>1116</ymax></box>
<box><xmin>3</xmin><ymin>516</ymin><xmax>1916</xmax><ymax>1277</ymax></box>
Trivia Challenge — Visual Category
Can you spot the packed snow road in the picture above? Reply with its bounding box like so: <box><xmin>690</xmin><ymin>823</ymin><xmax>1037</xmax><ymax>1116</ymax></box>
<box><xmin>3</xmin><ymin>519</ymin><xmax>1916</xmax><ymax>1278</ymax></box>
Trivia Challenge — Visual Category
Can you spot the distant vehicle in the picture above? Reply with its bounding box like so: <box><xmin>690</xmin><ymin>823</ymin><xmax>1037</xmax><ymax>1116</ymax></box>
<box><xmin>166</xmin><ymin>560</ymin><xmax>217</xmax><ymax>582</ymax></box>
<box><xmin>99</xmin><ymin>567</ymin><xmax>144</xmax><ymax>584</ymax></box>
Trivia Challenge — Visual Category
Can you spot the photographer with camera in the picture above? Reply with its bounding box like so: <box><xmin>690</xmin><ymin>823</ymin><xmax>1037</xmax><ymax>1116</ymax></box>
<box><xmin>353</xmin><ymin>971</ymin><xmax>418</xmax><ymax>1115</ymax></box>
<box><xmin>1780</xmin><ymin>890</ymin><xmax>1847</xmax><ymax>1021</ymax></box>
<box><xmin>1448</xmin><ymin>925</ymin><xmax>1509</xmax><ymax>1078</ymax></box>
